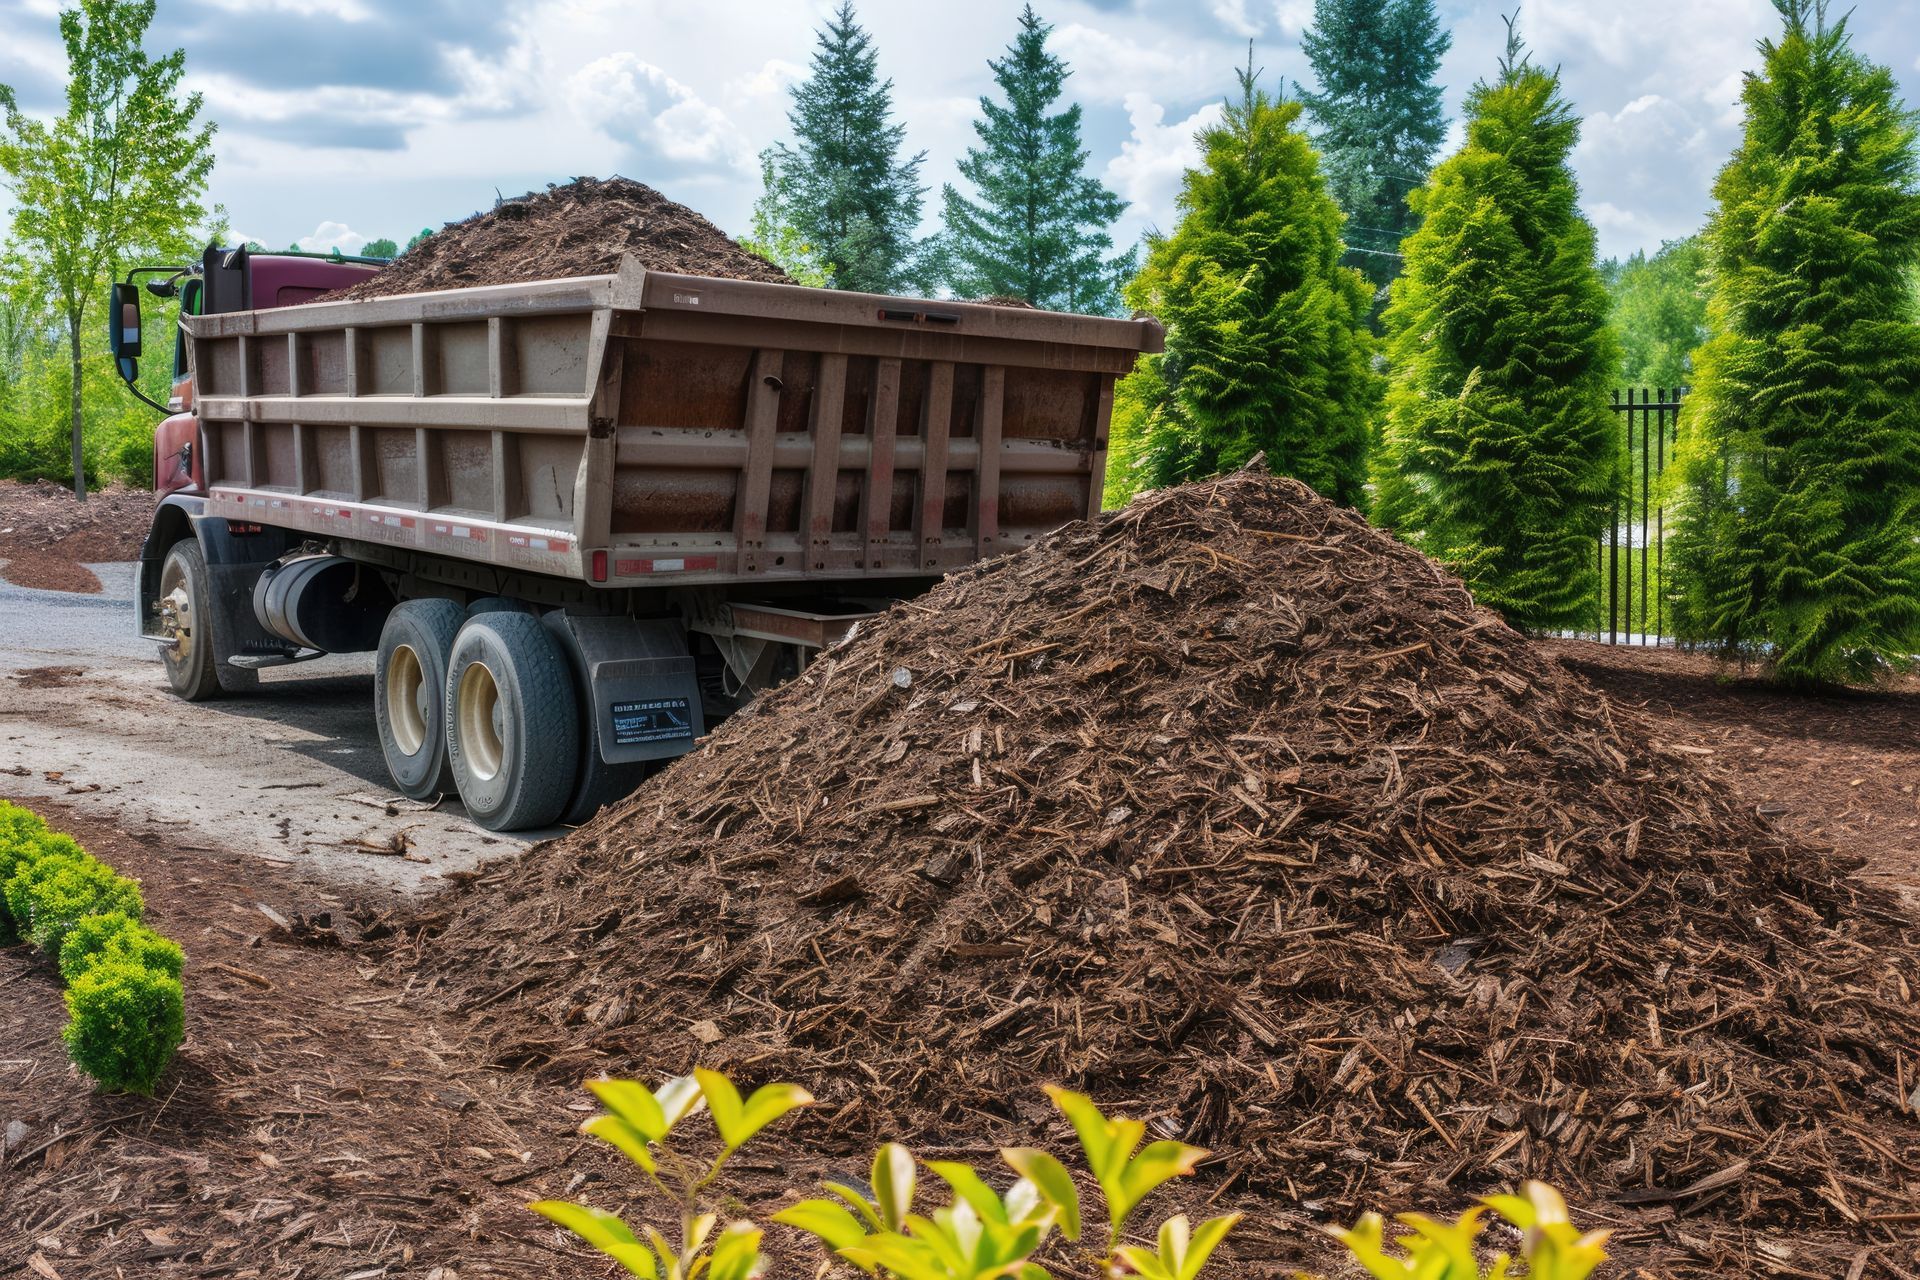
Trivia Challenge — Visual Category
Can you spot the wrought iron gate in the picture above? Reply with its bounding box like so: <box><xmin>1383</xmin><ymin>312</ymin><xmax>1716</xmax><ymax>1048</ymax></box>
<box><xmin>1600</xmin><ymin>389</ymin><xmax>1683</xmax><ymax>644</ymax></box>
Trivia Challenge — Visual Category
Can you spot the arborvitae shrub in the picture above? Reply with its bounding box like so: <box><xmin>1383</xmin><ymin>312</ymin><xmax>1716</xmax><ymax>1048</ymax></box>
<box><xmin>5</xmin><ymin>847</ymin><xmax>144</xmax><ymax>956</ymax></box>
<box><xmin>62</xmin><ymin>958</ymin><xmax>185</xmax><ymax>1094</ymax></box>
<box><xmin>59</xmin><ymin>911</ymin><xmax>184</xmax><ymax>983</ymax></box>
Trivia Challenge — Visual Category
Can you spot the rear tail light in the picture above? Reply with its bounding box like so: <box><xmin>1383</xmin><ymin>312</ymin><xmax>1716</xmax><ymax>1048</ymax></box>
<box><xmin>590</xmin><ymin>549</ymin><xmax>608</xmax><ymax>582</ymax></box>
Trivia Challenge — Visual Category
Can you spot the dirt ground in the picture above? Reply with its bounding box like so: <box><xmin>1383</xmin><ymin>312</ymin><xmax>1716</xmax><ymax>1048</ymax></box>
<box><xmin>3</xmin><ymin>634</ymin><xmax>1918</xmax><ymax>1278</ymax></box>
<box><xmin>0</xmin><ymin>481</ymin><xmax>153</xmax><ymax>594</ymax></box>
<box><xmin>1543</xmin><ymin>639</ymin><xmax>1920</xmax><ymax>907</ymax></box>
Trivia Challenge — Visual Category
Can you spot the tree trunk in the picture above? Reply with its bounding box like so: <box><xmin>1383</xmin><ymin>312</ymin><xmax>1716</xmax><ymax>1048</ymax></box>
<box><xmin>67</xmin><ymin>313</ymin><xmax>87</xmax><ymax>501</ymax></box>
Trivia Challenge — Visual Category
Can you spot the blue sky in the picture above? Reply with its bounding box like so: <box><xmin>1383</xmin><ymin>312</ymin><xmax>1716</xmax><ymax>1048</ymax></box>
<box><xmin>3</xmin><ymin>0</ymin><xmax>1919</xmax><ymax>266</ymax></box>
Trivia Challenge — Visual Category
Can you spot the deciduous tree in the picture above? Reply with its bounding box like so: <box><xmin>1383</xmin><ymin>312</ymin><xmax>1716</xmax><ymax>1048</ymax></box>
<box><xmin>0</xmin><ymin>0</ymin><xmax>216</xmax><ymax>498</ymax></box>
<box><xmin>1602</xmin><ymin>235</ymin><xmax>1707</xmax><ymax>390</ymax></box>
<box><xmin>1668</xmin><ymin>0</ymin><xmax>1920</xmax><ymax>684</ymax></box>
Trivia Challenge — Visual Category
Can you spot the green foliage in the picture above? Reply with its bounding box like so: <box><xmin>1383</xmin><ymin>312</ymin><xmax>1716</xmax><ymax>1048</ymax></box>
<box><xmin>0</xmin><ymin>0</ymin><xmax>217</xmax><ymax>497</ymax></box>
<box><xmin>741</xmin><ymin>150</ymin><xmax>836</xmax><ymax>288</ymax></box>
<box><xmin>939</xmin><ymin>5</ymin><xmax>1134</xmax><ymax>314</ymax></box>
<box><xmin>1298</xmin><ymin>0</ymin><xmax>1452</xmax><ymax>297</ymax></box>
<box><xmin>778</xmin><ymin>1084</ymin><xmax>1216</xmax><ymax>1280</ymax></box>
<box><xmin>532</xmin><ymin>1070</ymin><xmax>813</xmax><ymax>1280</ymax></box>
<box><xmin>764</xmin><ymin>2</ymin><xmax>923</xmax><ymax>294</ymax></box>
<box><xmin>1667</xmin><ymin>0</ymin><xmax>1920</xmax><ymax>685</ymax></box>
<box><xmin>1106</xmin><ymin>57</ymin><xmax>1378</xmax><ymax>508</ymax></box>
<box><xmin>361</xmin><ymin>237</ymin><xmax>399</xmax><ymax>259</ymax></box>
<box><xmin>58</xmin><ymin>910</ymin><xmax>182</xmax><ymax>982</ymax></box>
<box><xmin>0</xmin><ymin>801</ymin><xmax>49</xmax><ymax>944</ymax></box>
<box><xmin>406</xmin><ymin>227</ymin><xmax>433</xmax><ymax>251</ymax></box>
<box><xmin>1323</xmin><ymin>1181</ymin><xmax>1608</xmax><ymax>1279</ymax></box>
<box><xmin>1374</xmin><ymin>21</ymin><xmax>1620</xmax><ymax>632</ymax></box>
<box><xmin>4</xmin><ymin>842</ymin><xmax>144</xmax><ymax>955</ymax></box>
<box><xmin>61</xmin><ymin>957</ymin><xmax>184</xmax><ymax>1095</ymax></box>
<box><xmin>1602</xmin><ymin>236</ymin><xmax>1707</xmax><ymax>390</ymax></box>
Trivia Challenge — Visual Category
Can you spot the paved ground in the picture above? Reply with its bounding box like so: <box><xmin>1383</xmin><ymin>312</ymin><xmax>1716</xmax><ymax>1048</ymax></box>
<box><xmin>0</xmin><ymin>561</ymin><xmax>538</xmax><ymax>893</ymax></box>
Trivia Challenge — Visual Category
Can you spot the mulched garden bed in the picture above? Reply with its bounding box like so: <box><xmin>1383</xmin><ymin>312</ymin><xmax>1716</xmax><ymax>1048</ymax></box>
<box><xmin>0</xmin><ymin>481</ymin><xmax>152</xmax><ymax>594</ymax></box>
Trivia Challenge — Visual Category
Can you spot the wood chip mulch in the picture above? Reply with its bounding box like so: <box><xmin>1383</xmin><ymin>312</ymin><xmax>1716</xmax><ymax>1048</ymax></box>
<box><xmin>319</xmin><ymin>176</ymin><xmax>792</xmax><ymax>303</ymax></box>
<box><xmin>399</xmin><ymin>467</ymin><xmax>1920</xmax><ymax>1279</ymax></box>
<box><xmin>0</xmin><ymin>480</ymin><xmax>151</xmax><ymax>594</ymax></box>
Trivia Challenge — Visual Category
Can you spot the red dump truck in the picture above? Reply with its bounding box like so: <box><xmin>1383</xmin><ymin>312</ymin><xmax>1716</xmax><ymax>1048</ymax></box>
<box><xmin>108</xmin><ymin>246</ymin><xmax>1162</xmax><ymax>830</ymax></box>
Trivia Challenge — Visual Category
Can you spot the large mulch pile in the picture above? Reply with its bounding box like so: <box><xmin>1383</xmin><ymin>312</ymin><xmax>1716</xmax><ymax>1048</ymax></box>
<box><xmin>0</xmin><ymin>480</ymin><xmax>151</xmax><ymax>593</ymax></box>
<box><xmin>408</xmin><ymin>469</ymin><xmax>1920</xmax><ymax>1277</ymax></box>
<box><xmin>323</xmin><ymin>176</ymin><xmax>791</xmax><ymax>302</ymax></box>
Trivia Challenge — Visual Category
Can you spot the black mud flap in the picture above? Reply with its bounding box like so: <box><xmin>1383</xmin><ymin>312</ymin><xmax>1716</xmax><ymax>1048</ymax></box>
<box><xmin>545</xmin><ymin>614</ymin><xmax>704</xmax><ymax>764</ymax></box>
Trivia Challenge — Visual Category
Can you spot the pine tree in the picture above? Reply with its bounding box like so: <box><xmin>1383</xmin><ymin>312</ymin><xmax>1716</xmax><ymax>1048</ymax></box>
<box><xmin>766</xmin><ymin>2</ymin><xmax>924</xmax><ymax>295</ymax></box>
<box><xmin>1667</xmin><ymin>0</ymin><xmax>1920</xmax><ymax>685</ymax></box>
<box><xmin>1298</xmin><ymin>0</ymin><xmax>1450</xmax><ymax>297</ymax></box>
<box><xmin>1374</xmin><ymin>20</ymin><xmax>1619</xmax><ymax>632</ymax></box>
<box><xmin>1106</xmin><ymin>54</ymin><xmax>1377</xmax><ymax>508</ymax></box>
<box><xmin>939</xmin><ymin>5</ymin><xmax>1133</xmax><ymax>315</ymax></box>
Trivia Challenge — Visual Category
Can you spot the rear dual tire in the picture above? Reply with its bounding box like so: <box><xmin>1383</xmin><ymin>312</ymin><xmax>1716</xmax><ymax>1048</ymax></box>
<box><xmin>444</xmin><ymin>612</ymin><xmax>579</xmax><ymax>832</ymax></box>
<box><xmin>374</xmin><ymin>599</ymin><xmax>465</xmax><ymax>800</ymax></box>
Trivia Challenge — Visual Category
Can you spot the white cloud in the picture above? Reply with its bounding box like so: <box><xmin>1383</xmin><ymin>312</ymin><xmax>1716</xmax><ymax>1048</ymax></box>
<box><xmin>1106</xmin><ymin>92</ymin><xmax>1224</xmax><ymax>243</ymax></box>
<box><xmin>734</xmin><ymin>57</ymin><xmax>806</xmax><ymax>101</ymax></box>
<box><xmin>568</xmin><ymin>53</ymin><xmax>752</xmax><ymax>173</ymax></box>
<box><xmin>1208</xmin><ymin>0</ymin><xmax>1261</xmax><ymax>38</ymax></box>
<box><xmin>296</xmin><ymin>220</ymin><xmax>367</xmax><ymax>253</ymax></box>
<box><xmin>1051</xmin><ymin>23</ymin><xmax>1217</xmax><ymax>105</ymax></box>
<box><xmin>1272</xmin><ymin>0</ymin><xmax>1313</xmax><ymax>38</ymax></box>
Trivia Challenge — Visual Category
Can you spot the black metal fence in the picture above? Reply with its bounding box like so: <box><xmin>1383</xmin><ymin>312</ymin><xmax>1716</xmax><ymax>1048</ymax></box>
<box><xmin>1599</xmin><ymin>389</ymin><xmax>1683</xmax><ymax>644</ymax></box>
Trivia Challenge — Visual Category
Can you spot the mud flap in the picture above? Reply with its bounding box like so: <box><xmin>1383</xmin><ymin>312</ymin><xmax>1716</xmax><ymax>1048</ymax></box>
<box><xmin>545</xmin><ymin>614</ymin><xmax>704</xmax><ymax>764</ymax></box>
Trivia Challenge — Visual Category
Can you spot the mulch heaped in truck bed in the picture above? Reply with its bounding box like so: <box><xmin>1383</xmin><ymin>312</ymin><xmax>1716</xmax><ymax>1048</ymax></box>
<box><xmin>411</xmin><ymin>469</ymin><xmax>1920</xmax><ymax>1276</ymax></box>
<box><xmin>322</xmin><ymin>176</ymin><xmax>792</xmax><ymax>301</ymax></box>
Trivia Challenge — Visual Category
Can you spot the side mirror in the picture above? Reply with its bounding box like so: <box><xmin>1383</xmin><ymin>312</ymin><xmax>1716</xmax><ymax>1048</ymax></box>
<box><xmin>109</xmin><ymin>282</ymin><xmax>142</xmax><ymax>382</ymax></box>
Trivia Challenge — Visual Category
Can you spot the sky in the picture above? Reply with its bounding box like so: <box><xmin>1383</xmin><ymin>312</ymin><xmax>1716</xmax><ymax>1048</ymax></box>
<box><xmin>2</xmin><ymin>0</ymin><xmax>1919</xmax><ymax>267</ymax></box>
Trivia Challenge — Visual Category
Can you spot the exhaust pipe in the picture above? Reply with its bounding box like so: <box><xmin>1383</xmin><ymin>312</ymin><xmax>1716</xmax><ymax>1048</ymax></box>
<box><xmin>253</xmin><ymin>555</ymin><xmax>393</xmax><ymax>653</ymax></box>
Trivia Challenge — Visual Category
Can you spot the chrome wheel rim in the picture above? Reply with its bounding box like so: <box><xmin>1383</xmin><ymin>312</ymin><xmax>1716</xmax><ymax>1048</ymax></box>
<box><xmin>159</xmin><ymin>555</ymin><xmax>195</xmax><ymax>667</ymax></box>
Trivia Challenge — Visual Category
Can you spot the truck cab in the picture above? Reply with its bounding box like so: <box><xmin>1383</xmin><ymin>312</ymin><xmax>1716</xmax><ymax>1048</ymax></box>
<box><xmin>115</xmin><ymin>246</ymin><xmax>386</xmax><ymax>695</ymax></box>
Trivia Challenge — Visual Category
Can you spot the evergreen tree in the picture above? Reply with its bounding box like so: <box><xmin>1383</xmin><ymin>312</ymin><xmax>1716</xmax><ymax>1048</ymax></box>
<box><xmin>1602</xmin><ymin>234</ymin><xmax>1707</xmax><ymax>390</ymax></box>
<box><xmin>766</xmin><ymin>2</ymin><xmax>924</xmax><ymax>295</ymax></box>
<box><xmin>1298</xmin><ymin>0</ymin><xmax>1450</xmax><ymax>297</ymax></box>
<box><xmin>0</xmin><ymin>0</ymin><xmax>216</xmax><ymax>499</ymax></box>
<box><xmin>939</xmin><ymin>5</ymin><xmax>1133</xmax><ymax>314</ymax></box>
<box><xmin>1374</xmin><ymin>20</ymin><xmax>1619</xmax><ymax>632</ymax></box>
<box><xmin>1107</xmin><ymin>55</ymin><xmax>1377</xmax><ymax>508</ymax></box>
<box><xmin>1667</xmin><ymin>0</ymin><xmax>1920</xmax><ymax>685</ymax></box>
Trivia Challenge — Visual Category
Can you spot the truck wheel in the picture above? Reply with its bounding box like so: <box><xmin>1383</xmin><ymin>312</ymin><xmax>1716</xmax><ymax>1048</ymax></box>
<box><xmin>541</xmin><ymin>612</ymin><xmax>652</xmax><ymax>826</ymax></box>
<box><xmin>374</xmin><ymin>599</ymin><xmax>465</xmax><ymax>800</ymax></box>
<box><xmin>157</xmin><ymin>540</ymin><xmax>246</xmax><ymax>700</ymax></box>
<box><xmin>444</xmin><ymin>612</ymin><xmax>579</xmax><ymax>831</ymax></box>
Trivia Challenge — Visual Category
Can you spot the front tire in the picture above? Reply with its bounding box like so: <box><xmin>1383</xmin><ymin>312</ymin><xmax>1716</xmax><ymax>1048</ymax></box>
<box><xmin>374</xmin><ymin>599</ymin><xmax>465</xmax><ymax>800</ymax></box>
<box><xmin>444</xmin><ymin>612</ymin><xmax>579</xmax><ymax>831</ymax></box>
<box><xmin>157</xmin><ymin>540</ymin><xmax>254</xmax><ymax>700</ymax></box>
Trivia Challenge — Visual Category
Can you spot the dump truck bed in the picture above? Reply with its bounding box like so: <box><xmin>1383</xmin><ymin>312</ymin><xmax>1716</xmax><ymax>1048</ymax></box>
<box><xmin>183</xmin><ymin>259</ymin><xmax>1162</xmax><ymax>588</ymax></box>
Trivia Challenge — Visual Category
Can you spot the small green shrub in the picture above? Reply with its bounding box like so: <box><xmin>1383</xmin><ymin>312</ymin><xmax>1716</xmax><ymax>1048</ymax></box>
<box><xmin>0</xmin><ymin>802</ymin><xmax>50</xmax><ymax>944</ymax></box>
<box><xmin>62</xmin><ymin>957</ymin><xmax>186</xmax><ymax>1095</ymax></box>
<box><xmin>1321</xmin><ymin>1181</ymin><xmax>1609</xmax><ymax>1280</ymax></box>
<box><xmin>4</xmin><ymin>847</ymin><xmax>144</xmax><ymax>955</ymax></box>
<box><xmin>59</xmin><ymin>911</ymin><xmax>184</xmax><ymax>982</ymax></box>
<box><xmin>4</xmin><ymin>843</ymin><xmax>88</xmax><ymax>939</ymax></box>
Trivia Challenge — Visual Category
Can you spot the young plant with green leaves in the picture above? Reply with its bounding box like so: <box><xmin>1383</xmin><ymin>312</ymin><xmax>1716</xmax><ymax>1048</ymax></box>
<box><xmin>1326</xmin><ymin>1181</ymin><xmax>1608</xmax><ymax>1280</ymax></box>
<box><xmin>777</xmin><ymin>1083</ymin><xmax>1229</xmax><ymax>1280</ymax></box>
<box><xmin>531</xmin><ymin>1069</ymin><xmax>812</xmax><ymax>1280</ymax></box>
